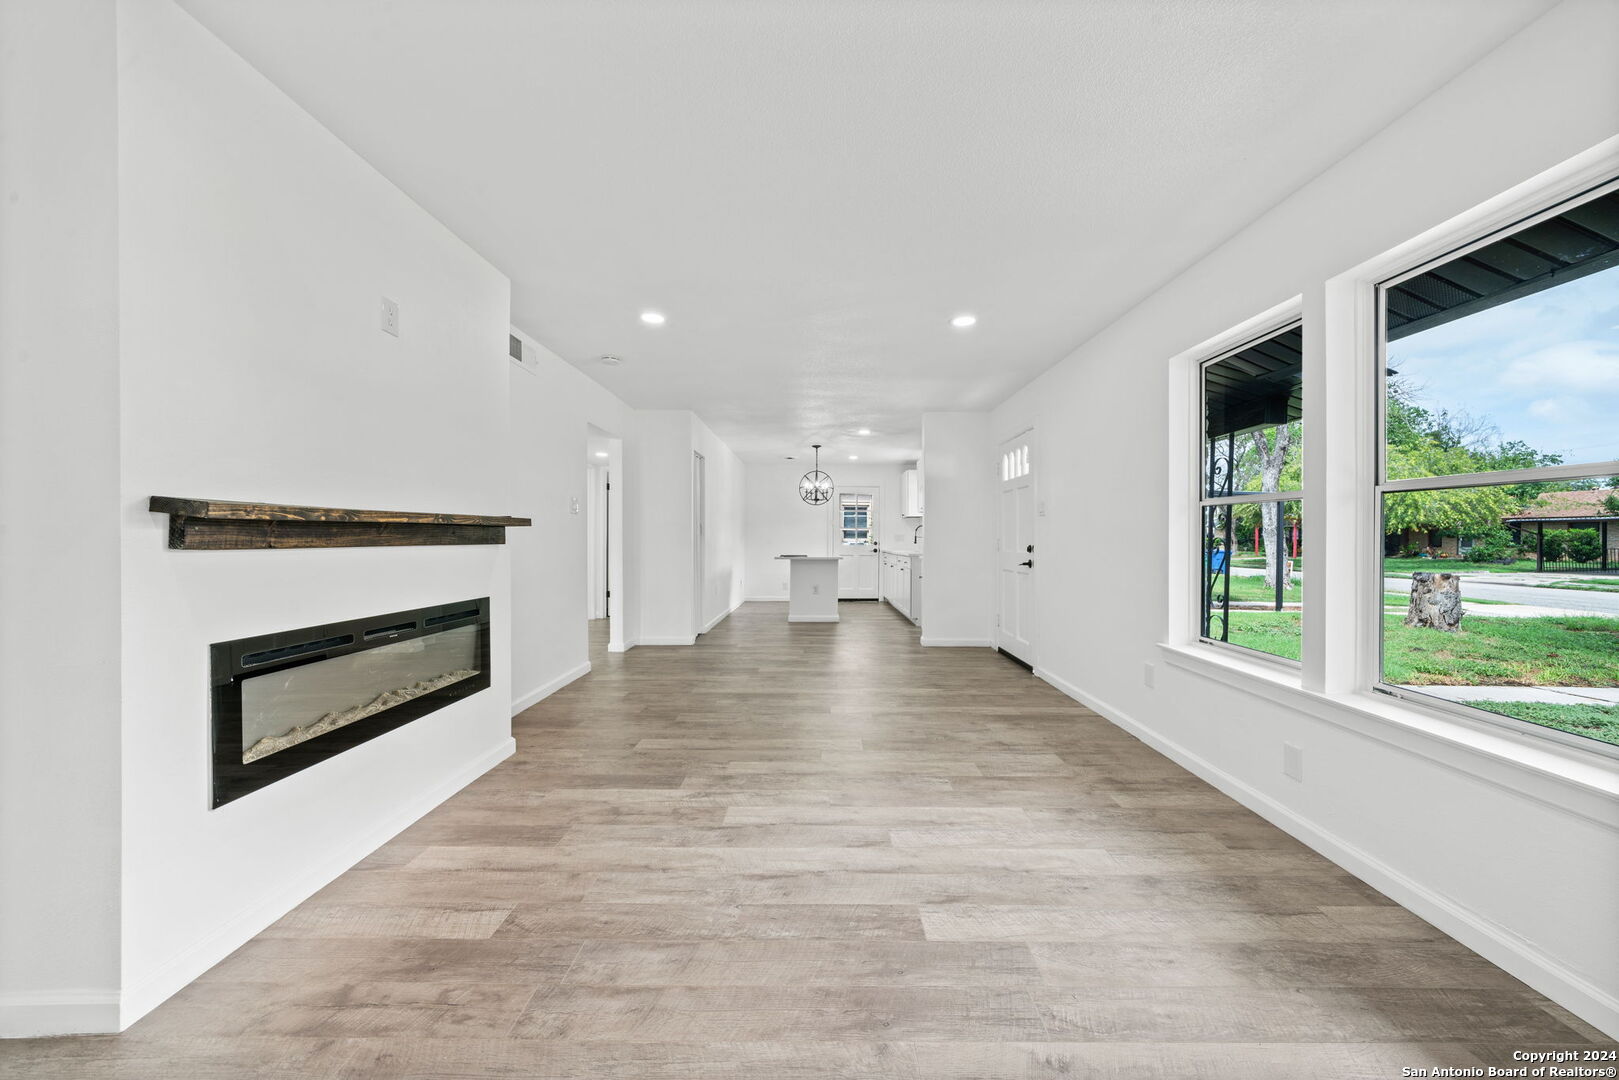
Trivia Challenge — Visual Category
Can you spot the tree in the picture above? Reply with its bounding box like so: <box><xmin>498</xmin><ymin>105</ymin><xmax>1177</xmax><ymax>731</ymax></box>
<box><xmin>1381</xmin><ymin>379</ymin><xmax>1543</xmax><ymax>538</ymax></box>
<box><xmin>1249</xmin><ymin>426</ymin><xmax>1292</xmax><ymax>590</ymax></box>
<box><xmin>1604</xmin><ymin>492</ymin><xmax>1619</xmax><ymax>516</ymax></box>
<box><xmin>1383</xmin><ymin>439</ymin><xmax>1525</xmax><ymax>535</ymax></box>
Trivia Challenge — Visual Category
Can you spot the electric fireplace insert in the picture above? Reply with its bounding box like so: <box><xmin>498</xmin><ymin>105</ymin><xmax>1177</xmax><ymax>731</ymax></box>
<box><xmin>210</xmin><ymin>597</ymin><xmax>490</xmax><ymax>807</ymax></box>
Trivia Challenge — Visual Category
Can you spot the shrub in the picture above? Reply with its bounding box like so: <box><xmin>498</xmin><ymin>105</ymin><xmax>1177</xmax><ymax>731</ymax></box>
<box><xmin>1564</xmin><ymin>528</ymin><xmax>1603</xmax><ymax>563</ymax></box>
<box><xmin>1465</xmin><ymin>526</ymin><xmax>1517</xmax><ymax>563</ymax></box>
<box><xmin>1540</xmin><ymin>530</ymin><xmax>1569</xmax><ymax>561</ymax></box>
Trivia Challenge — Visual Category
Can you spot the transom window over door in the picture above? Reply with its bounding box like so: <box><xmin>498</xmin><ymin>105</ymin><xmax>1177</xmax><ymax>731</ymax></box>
<box><xmin>1198</xmin><ymin>323</ymin><xmax>1305</xmax><ymax>662</ymax></box>
<box><xmin>1375</xmin><ymin>179</ymin><xmax>1619</xmax><ymax>751</ymax></box>
<box><xmin>1002</xmin><ymin>444</ymin><xmax>1029</xmax><ymax>481</ymax></box>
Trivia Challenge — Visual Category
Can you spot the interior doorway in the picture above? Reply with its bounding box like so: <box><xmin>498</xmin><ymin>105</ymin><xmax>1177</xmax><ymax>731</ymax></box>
<box><xmin>996</xmin><ymin>429</ymin><xmax>1037</xmax><ymax>665</ymax></box>
<box><xmin>586</xmin><ymin>426</ymin><xmax>626</xmax><ymax>653</ymax></box>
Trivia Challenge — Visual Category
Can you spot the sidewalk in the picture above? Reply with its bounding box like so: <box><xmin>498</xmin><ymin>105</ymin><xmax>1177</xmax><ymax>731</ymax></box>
<box><xmin>1400</xmin><ymin>685</ymin><xmax>1619</xmax><ymax>706</ymax></box>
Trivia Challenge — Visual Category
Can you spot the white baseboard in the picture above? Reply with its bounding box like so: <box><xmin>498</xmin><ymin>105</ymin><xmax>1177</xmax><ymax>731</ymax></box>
<box><xmin>920</xmin><ymin>636</ymin><xmax>993</xmax><ymax>647</ymax></box>
<box><xmin>112</xmin><ymin>736</ymin><xmax>517</xmax><ymax>1035</ymax></box>
<box><xmin>0</xmin><ymin>989</ymin><xmax>120</xmax><ymax>1039</ymax></box>
<box><xmin>511</xmin><ymin>660</ymin><xmax>591</xmax><ymax>716</ymax></box>
<box><xmin>638</xmin><ymin>636</ymin><xmax>697</xmax><ymax>646</ymax></box>
<box><xmin>788</xmin><ymin>615</ymin><xmax>839</xmax><ymax>623</ymax></box>
<box><xmin>700</xmin><ymin>599</ymin><xmax>743</xmax><ymax>634</ymax></box>
<box><xmin>607</xmin><ymin>638</ymin><xmax>634</xmax><ymax>653</ymax></box>
<box><xmin>1032</xmin><ymin>665</ymin><xmax>1619</xmax><ymax>1041</ymax></box>
<box><xmin>744</xmin><ymin>596</ymin><xmax>788</xmax><ymax>603</ymax></box>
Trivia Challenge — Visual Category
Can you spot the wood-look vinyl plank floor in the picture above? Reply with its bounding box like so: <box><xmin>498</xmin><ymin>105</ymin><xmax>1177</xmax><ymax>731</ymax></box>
<box><xmin>5</xmin><ymin>602</ymin><xmax>1611</xmax><ymax>1078</ymax></box>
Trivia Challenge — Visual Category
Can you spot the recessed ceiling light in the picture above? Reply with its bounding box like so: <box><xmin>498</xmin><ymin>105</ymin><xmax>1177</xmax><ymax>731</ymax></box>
<box><xmin>857</xmin><ymin>428</ymin><xmax>871</xmax><ymax>436</ymax></box>
<box><xmin>848</xmin><ymin>455</ymin><xmax>859</xmax><ymax>461</ymax></box>
<box><xmin>640</xmin><ymin>311</ymin><xmax>666</xmax><ymax>326</ymax></box>
<box><xmin>951</xmin><ymin>313</ymin><xmax>977</xmax><ymax>329</ymax></box>
<box><xmin>598</xmin><ymin>355</ymin><xmax>622</xmax><ymax>366</ymax></box>
<box><xmin>594</xmin><ymin>451</ymin><xmax>609</xmax><ymax>458</ymax></box>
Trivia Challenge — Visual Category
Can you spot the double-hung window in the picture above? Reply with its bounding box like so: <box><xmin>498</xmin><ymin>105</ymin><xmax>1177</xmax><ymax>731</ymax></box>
<box><xmin>1198</xmin><ymin>323</ymin><xmax>1305</xmax><ymax>662</ymax></box>
<box><xmin>1374</xmin><ymin>180</ymin><xmax>1619</xmax><ymax>749</ymax></box>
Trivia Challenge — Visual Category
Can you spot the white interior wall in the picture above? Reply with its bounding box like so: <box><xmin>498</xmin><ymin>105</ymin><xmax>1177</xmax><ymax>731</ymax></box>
<box><xmin>984</xmin><ymin>0</ymin><xmax>1619</xmax><ymax>1035</ymax></box>
<box><xmin>918</xmin><ymin>414</ymin><xmax>995</xmax><ymax>645</ymax></box>
<box><xmin>629</xmin><ymin>411</ymin><xmax>747</xmax><ymax>644</ymax></box>
<box><xmin>692</xmin><ymin>416</ymin><xmax>747</xmax><ymax>631</ymax></box>
<box><xmin>0</xmin><ymin>0</ymin><xmax>125</xmax><ymax>1038</ymax></box>
<box><xmin>508</xmin><ymin>329</ymin><xmax>636</xmax><ymax>708</ymax></box>
<box><xmin>113</xmin><ymin>0</ymin><xmax>517</xmax><ymax>1030</ymax></box>
<box><xmin>742</xmin><ymin>461</ymin><xmax>919</xmax><ymax>601</ymax></box>
<box><xmin>634</xmin><ymin>411</ymin><xmax>698</xmax><ymax>645</ymax></box>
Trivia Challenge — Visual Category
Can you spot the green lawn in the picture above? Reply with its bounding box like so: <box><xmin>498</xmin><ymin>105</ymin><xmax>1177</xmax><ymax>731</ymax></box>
<box><xmin>1221</xmin><ymin>612</ymin><xmax>1619</xmax><ymax>746</ymax></box>
<box><xmin>1224</xmin><ymin>611</ymin><xmax>1302</xmax><ymax>660</ymax></box>
<box><xmin>1384</xmin><ymin>615</ymin><xmax>1619</xmax><ymax>686</ymax></box>
<box><xmin>1223</xmin><ymin>611</ymin><xmax>1619</xmax><ymax>685</ymax></box>
<box><xmin>1230</xmin><ymin>555</ymin><xmax>1300</xmax><ymax>570</ymax></box>
<box><xmin>1218</xmin><ymin>575</ymin><xmax>1301</xmax><ymax>604</ymax></box>
<box><xmin>1469</xmin><ymin>702</ymin><xmax>1619</xmax><ymax>747</ymax></box>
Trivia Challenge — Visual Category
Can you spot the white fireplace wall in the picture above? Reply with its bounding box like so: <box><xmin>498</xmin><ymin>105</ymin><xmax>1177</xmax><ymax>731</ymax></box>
<box><xmin>115</xmin><ymin>0</ymin><xmax>516</xmax><ymax>1028</ymax></box>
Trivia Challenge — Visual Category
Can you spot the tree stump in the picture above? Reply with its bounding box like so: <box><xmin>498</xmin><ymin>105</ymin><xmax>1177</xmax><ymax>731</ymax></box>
<box><xmin>1405</xmin><ymin>572</ymin><xmax>1463</xmax><ymax>631</ymax></box>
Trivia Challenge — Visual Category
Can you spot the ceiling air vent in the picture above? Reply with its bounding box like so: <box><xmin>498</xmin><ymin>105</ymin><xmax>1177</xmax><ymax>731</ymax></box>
<box><xmin>508</xmin><ymin>334</ymin><xmax>524</xmax><ymax>361</ymax></box>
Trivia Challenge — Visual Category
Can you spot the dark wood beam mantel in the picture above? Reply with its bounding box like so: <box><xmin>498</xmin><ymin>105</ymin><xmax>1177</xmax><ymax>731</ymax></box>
<box><xmin>149</xmin><ymin>497</ymin><xmax>532</xmax><ymax>550</ymax></box>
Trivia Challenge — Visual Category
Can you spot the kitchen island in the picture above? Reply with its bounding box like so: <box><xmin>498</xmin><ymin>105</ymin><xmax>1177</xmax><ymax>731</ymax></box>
<box><xmin>774</xmin><ymin>555</ymin><xmax>841</xmax><ymax>622</ymax></box>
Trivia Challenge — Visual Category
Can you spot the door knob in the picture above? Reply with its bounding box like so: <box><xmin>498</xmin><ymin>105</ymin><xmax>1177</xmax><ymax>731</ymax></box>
<box><xmin>1019</xmin><ymin>560</ymin><xmax>1033</xmax><ymax>568</ymax></box>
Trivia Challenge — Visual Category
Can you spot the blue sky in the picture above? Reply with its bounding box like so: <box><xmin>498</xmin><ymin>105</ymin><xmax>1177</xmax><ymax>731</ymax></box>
<box><xmin>1387</xmin><ymin>263</ymin><xmax>1619</xmax><ymax>467</ymax></box>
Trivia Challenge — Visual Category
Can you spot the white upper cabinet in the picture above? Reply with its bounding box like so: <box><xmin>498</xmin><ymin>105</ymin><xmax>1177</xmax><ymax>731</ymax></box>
<box><xmin>901</xmin><ymin>467</ymin><xmax>924</xmax><ymax>518</ymax></box>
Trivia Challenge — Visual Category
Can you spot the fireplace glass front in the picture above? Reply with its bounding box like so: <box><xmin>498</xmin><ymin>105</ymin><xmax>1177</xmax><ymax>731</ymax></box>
<box><xmin>211</xmin><ymin>598</ymin><xmax>490</xmax><ymax>807</ymax></box>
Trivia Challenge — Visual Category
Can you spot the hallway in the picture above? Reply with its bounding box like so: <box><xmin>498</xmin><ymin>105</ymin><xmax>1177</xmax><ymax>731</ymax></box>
<box><xmin>8</xmin><ymin>603</ymin><xmax>1612</xmax><ymax>1077</ymax></box>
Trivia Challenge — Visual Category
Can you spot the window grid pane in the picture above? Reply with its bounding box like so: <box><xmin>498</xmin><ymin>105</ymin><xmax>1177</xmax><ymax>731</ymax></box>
<box><xmin>1372</xmin><ymin>182</ymin><xmax>1619</xmax><ymax>752</ymax></box>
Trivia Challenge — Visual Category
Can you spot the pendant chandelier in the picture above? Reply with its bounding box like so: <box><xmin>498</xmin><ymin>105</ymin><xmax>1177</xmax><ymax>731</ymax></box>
<box><xmin>798</xmin><ymin>444</ymin><xmax>834</xmax><ymax>505</ymax></box>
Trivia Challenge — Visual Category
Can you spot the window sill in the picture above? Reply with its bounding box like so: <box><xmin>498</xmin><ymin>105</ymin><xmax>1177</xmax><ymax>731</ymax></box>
<box><xmin>1157</xmin><ymin>642</ymin><xmax>1619</xmax><ymax>831</ymax></box>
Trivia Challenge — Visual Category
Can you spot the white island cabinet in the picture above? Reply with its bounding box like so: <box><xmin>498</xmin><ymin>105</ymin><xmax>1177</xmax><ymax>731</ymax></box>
<box><xmin>881</xmin><ymin>551</ymin><xmax>922</xmax><ymax>625</ymax></box>
<box><xmin>776</xmin><ymin>556</ymin><xmax>842</xmax><ymax>622</ymax></box>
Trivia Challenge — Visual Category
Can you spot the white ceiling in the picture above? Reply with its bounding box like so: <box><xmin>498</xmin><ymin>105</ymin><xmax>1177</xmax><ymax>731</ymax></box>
<box><xmin>177</xmin><ymin>0</ymin><xmax>1552</xmax><ymax>464</ymax></box>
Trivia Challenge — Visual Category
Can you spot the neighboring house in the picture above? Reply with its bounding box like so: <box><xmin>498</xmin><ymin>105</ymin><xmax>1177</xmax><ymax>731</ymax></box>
<box><xmin>1384</xmin><ymin>488</ymin><xmax>1619</xmax><ymax>564</ymax></box>
<box><xmin>1386</xmin><ymin>526</ymin><xmax>1469</xmax><ymax>559</ymax></box>
<box><xmin>1504</xmin><ymin>488</ymin><xmax>1619</xmax><ymax>570</ymax></box>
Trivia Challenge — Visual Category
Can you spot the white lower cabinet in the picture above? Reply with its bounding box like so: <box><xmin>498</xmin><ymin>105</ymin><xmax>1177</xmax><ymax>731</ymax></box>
<box><xmin>881</xmin><ymin>552</ymin><xmax>922</xmax><ymax>625</ymax></box>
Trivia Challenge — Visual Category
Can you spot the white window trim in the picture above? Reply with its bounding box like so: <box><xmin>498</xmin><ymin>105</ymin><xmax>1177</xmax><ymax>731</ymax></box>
<box><xmin>1195</xmin><ymin>320</ymin><xmax>1305</xmax><ymax>661</ymax></box>
<box><xmin>1168</xmin><ymin>297</ymin><xmax>1305</xmax><ymax>663</ymax></box>
<box><xmin>1366</xmin><ymin>169</ymin><xmax>1619</xmax><ymax>763</ymax></box>
<box><xmin>1165</xmin><ymin>133</ymin><xmax>1619</xmax><ymax>805</ymax></box>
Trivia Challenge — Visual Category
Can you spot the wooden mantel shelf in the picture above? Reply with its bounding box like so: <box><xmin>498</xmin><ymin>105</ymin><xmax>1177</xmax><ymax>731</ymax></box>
<box><xmin>149</xmin><ymin>497</ymin><xmax>532</xmax><ymax>550</ymax></box>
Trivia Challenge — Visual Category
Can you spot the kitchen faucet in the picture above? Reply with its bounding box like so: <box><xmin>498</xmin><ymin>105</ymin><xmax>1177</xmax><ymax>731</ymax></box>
<box><xmin>913</xmin><ymin>523</ymin><xmax>924</xmax><ymax>546</ymax></box>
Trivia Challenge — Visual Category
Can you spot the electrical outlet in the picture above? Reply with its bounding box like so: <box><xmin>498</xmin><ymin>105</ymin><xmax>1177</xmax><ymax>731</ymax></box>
<box><xmin>380</xmin><ymin>296</ymin><xmax>400</xmax><ymax>336</ymax></box>
<box><xmin>570</xmin><ymin>497</ymin><xmax>580</xmax><ymax>515</ymax></box>
<box><xmin>1142</xmin><ymin>662</ymin><xmax>1156</xmax><ymax>689</ymax></box>
<box><xmin>1283</xmin><ymin>743</ymin><xmax>1304</xmax><ymax>782</ymax></box>
<box><xmin>812</xmin><ymin>585</ymin><xmax>820</xmax><ymax>595</ymax></box>
<box><xmin>781</xmin><ymin>581</ymin><xmax>789</xmax><ymax>592</ymax></box>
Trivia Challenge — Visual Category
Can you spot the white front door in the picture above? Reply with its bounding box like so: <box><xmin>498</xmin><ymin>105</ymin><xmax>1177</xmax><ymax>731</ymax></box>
<box><xmin>834</xmin><ymin>487</ymin><xmax>880</xmax><ymax>599</ymax></box>
<box><xmin>997</xmin><ymin>432</ymin><xmax>1036</xmax><ymax>663</ymax></box>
